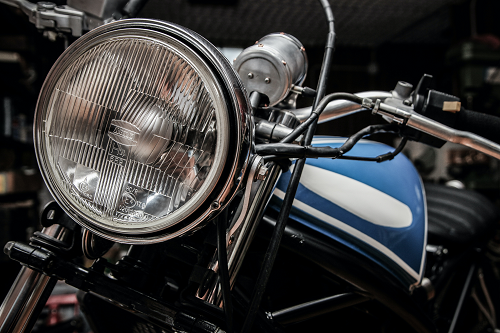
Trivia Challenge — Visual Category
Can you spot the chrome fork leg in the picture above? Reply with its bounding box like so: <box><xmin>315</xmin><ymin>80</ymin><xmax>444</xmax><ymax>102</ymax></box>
<box><xmin>0</xmin><ymin>221</ymin><xmax>72</xmax><ymax>333</ymax></box>
<box><xmin>0</xmin><ymin>267</ymin><xmax>57</xmax><ymax>333</ymax></box>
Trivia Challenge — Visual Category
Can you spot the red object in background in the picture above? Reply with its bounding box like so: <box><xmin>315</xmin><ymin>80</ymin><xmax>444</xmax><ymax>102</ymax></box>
<box><xmin>44</xmin><ymin>293</ymin><xmax>79</xmax><ymax>326</ymax></box>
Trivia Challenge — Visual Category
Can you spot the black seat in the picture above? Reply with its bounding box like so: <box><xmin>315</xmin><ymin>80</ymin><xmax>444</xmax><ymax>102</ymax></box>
<box><xmin>425</xmin><ymin>183</ymin><xmax>499</xmax><ymax>248</ymax></box>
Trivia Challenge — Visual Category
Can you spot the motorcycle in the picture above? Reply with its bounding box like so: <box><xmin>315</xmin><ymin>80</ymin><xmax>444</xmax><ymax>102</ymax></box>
<box><xmin>1</xmin><ymin>0</ymin><xmax>500</xmax><ymax>332</ymax></box>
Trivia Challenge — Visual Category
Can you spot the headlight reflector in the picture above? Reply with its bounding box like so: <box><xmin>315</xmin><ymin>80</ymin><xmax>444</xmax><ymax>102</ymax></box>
<box><xmin>35</xmin><ymin>20</ymin><xmax>250</xmax><ymax>243</ymax></box>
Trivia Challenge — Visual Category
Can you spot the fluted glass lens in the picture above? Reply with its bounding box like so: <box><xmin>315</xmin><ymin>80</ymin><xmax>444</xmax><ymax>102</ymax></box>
<box><xmin>38</xmin><ymin>33</ymin><xmax>229</xmax><ymax>234</ymax></box>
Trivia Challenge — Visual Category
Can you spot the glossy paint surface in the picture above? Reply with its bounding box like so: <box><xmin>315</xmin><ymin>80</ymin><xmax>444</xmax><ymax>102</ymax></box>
<box><xmin>268</xmin><ymin>137</ymin><xmax>426</xmax><ymax>288</ymax></box>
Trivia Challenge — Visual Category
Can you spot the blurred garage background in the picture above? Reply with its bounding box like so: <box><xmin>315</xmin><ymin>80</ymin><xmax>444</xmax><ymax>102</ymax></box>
<box><xmin>0</xmin><ymin>0</ymin><xmax>499</xmax><ymax>314</ymax></box>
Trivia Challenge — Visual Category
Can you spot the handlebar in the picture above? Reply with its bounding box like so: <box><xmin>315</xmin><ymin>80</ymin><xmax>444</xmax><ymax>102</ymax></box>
<box><xmin>372</xmin><ymin>101</ymin><xmax>500</xmax><ymax>160</ymax></box>
<box><xmin>291</xmin><ymin>91</ymin><xmax>392</xmax><ymax>123</ymax></box>
<box><xmin>269</xmin><ymin>90</ymin><xmax>500</xmax><ymax>161</ymax></box>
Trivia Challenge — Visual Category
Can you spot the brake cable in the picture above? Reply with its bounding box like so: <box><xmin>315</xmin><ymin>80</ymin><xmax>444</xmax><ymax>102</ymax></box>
<box><xmin>241</xmin><ymin>1</ymin><xmax>338</xmax><ymax>332</ymax></box>
<box><xmin>257</xmin><ymin>123</ymin><xmax>401</xmax><ymax>160</ymax></box>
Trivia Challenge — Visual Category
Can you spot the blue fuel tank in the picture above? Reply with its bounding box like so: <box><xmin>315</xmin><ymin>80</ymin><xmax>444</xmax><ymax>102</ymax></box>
<box><xmin>267</xmin><ymin>137</ymin><xmax>427</xmax><ymax>289</ymax></box>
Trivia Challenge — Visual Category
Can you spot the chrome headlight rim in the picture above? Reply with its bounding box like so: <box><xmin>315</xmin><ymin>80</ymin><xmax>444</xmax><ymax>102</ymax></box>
<box><xmin>35</xmin><ymin>19</ymin><xmax>251</xmax><ymax>244</ymax></box>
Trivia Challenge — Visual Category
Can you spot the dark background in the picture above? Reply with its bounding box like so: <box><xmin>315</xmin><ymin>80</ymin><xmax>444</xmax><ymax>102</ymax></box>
<box><xmin>0</xmin><ymin>0</ymin><xmax>499</xmax><ymax>298</ymax></box>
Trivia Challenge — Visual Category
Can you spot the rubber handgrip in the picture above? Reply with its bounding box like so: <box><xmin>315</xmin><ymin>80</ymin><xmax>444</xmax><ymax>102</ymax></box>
<box><xmin>456</xmin><ymin>109</ymin><xmax>500</xmax><ymax>144</ymax></box>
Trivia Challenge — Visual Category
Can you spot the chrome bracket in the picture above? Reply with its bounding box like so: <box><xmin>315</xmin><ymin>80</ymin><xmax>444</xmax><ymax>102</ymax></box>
<box><xmin>361</xmin><ymin>97</ymin><xmax>373</xmax><ymax>109</ymax></box>
<box><xmin>1</xmin><ymin>0</ymin><xmax>86</xmax><ymax>36</ymax></box>
<box><xmin>197</xmin><ymin>156</ymin><xmax>281</xmax><ymax>305</ymax></box>
<box><xmin>372</xmin><ymin>99</ymin><xmax>409</xmax><ymax>124</ymax></box>
<box><xmin>226</xmin><ymin>156</ymin><xmax>263</xmax><ymax>246</ymax></box>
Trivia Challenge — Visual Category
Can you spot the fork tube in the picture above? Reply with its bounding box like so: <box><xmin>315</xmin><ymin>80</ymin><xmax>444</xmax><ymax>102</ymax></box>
<box><xmin>0</xmin><ymin>268</ymin><xmax>57</xmax><ymax>333</ymax></box>
<box><xmin>0</xmin><ymin>224</ymin><xmax>69</xmax><ymax>333</ymax></box>
<box><xmin>198</xmin><ymin>162</ymin><xmax>281</xmax><ymax>305</ymax></box>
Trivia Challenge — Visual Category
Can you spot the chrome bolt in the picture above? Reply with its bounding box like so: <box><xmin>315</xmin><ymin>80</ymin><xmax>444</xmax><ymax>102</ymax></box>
<box><xmin>264</xmin><ymin>77</ymin><xmax>271</xmax><ymax>84</ymax></box>
<box><xmin>255</xmin><ymin>165</ymin><xmax>269</xmax><ymax>181</ymax></box>
<box><xmin>282</xmin><ymin>60</ymin><xmax>287</xmax><ymax>66</ymax></box>
<box><xmin>211</xmin><ymin>201</ymin><xmax>220</xmax><ymax>210</ymax></box>
<box><xmin>248</xmin><ymin>73</ymin><xmax>254</xmax><ymax>79</ymax></box>
<box><xmin>258</xmin><ymin>43</ymin><xmax>264</xmax><ymax>47</ymax></box>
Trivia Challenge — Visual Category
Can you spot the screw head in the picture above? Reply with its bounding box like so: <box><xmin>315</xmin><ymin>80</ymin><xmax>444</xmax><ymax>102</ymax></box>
<box><xmin>258</xmin><ymin>44</ymin><xmax>264</xmax><ymax>47</ymax></box>
<box><xmin>264</xmin><ymin>77</ymin><xmax>271</xmax><ymax>84</ymax></box>
<box><xmin>211</xmin><ymin>201</ymin><xmax>220</xmax><ymax>210</ymax></box>
<box><xmin>248</xmin><ymin>73</ymin><xmax>254</xmax><ymax>79</ymax></box>
<box><xmin>403</xmin><ymin>99</ymin><xmax>412</xmax><ymax>106</ymax></box>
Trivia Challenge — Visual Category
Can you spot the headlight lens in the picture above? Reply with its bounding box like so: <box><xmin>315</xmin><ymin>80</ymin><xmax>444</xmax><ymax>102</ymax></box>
<box><xmin>35</xmin><ymin>20</ymin><xmax>251</xmax><ymax>243</ymax></box>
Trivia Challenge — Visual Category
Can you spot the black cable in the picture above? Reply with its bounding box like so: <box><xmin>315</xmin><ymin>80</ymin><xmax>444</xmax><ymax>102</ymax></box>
<box><xmin>216</xmin><ymin>212</ymin><xmax>234</xmax><ymax>333</ymax></box>
<box><xmin>279</xmin><ymin>0</ymin><xmax>340</xmax><ymax>146</ymax></box>
<box><xmin>337</xmin><ymin>123</ymin><xmax>397</xmax><ymax>153</ymax></box>
<box><xmin>392</xmin><ymin>137</ymin><xmax>407</xmax><ymax>155</ymax></box>
<box><xmin>336</xmin><ymin>155</ymin><xmax>379</xmax><ymax>162</ymax></box>
<box><xmin>314</xmin><ymin>0</ymin><xmax>336</xmax><ymax>105</ymax></box>
<box><xmin>241</xmin><ymin>1</ymin><xmax>337</xmax><ymax>332</ymax></box>
<box><xmin>378</xmin><ymin>137</ymin><xmax>407</xmax><ymax>161</ymax></box>
<box><xmin>257</xmin><ymin>143</ymin><xmax>340</xmax><ymax>158</ymax></box>
<box><xmin>280</xmin><ymin>92</ymin><xmax>367</xmax><ymax>144</ymax></box>
<box><xmin>256</xmin><ymin>124</ymin><xmax>398</xmax><ymax>159</ymax></box>
<box><xmin>337</xmin><ymin>137</ymin><xmax>408</xmax><ymax>162</ymax></box>
<box><xmin>121</xmin><ymin>0</ymin><xmax>149</xmax><ymax>18</ymax></box>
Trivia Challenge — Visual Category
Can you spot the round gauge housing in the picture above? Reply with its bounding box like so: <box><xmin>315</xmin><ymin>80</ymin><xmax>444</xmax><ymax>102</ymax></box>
<box><xmin>233</xmin><ymin>33</ymin><xmax>308</xmax><ymax>106</ymax></box>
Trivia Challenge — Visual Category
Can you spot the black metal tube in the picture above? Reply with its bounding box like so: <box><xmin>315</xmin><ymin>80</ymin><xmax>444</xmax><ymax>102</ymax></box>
<box><xmin>259</xmin><ymin>215</ymin><xmax>436</xmax><ymax>332</ymax></box>
<box><xmin>216</xmin><ymin>213</ymin><xmax>234</xmax><ymax>333</ymax></box>
<box><xmin>271</xmin><ymin>292</ymin><xmax>370</xmax><ymax>325</ymax></box>
<box><xmin>448</xmin><ymin>263</ymin><xmax>477</xmax><ymax>333</ymax></box>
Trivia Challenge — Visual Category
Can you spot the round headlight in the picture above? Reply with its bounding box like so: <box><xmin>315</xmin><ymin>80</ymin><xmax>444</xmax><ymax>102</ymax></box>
<box><xmin>35</xmin><ymin>19</ymin><xmax>251</xmax><ymax>244</ymax></box>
